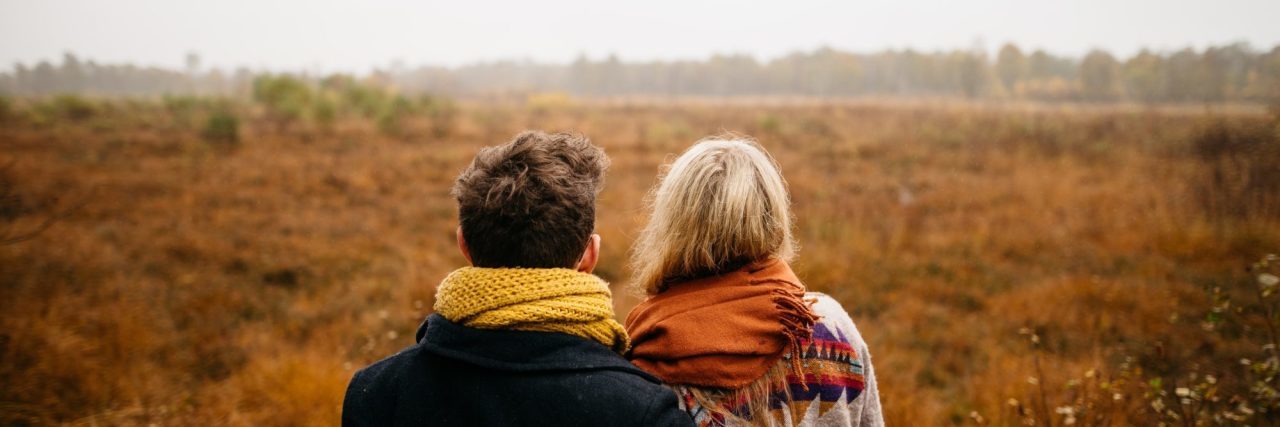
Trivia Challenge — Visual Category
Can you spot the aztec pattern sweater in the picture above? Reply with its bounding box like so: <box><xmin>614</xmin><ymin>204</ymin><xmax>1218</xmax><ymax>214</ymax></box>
<box><xmin>670</xmin><ymin>293</ymin><xmax>883</xmax><ymax>427</ymax></box>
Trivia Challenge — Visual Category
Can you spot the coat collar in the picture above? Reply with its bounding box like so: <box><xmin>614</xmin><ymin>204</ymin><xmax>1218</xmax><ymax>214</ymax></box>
<box><xmin>415</xmin><ymin>314</ymin><xmax>660</xmax><ymax>382</ymax></box>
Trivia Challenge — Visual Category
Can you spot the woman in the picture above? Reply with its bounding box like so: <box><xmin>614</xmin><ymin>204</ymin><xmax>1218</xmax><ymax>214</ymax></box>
<box><xmin>625</xmin><ymin>137</ymin><xmax>883</xmax><ymax>426</ymax></box>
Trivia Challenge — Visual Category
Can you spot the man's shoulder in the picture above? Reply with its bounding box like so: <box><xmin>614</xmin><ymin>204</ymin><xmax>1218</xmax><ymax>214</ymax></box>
<box><xmin>573</xmin><ymin>362</ymin><xmax>671</xmax><ymax>395</ymax></box>
<box><xmin>557</xmin><ymin>368</ymin><xmax>687</xmax><ymax>425</ymax></box>
<box><xmin>342</xmin><ymin>340</ymin><xmax>685</xmax><ymax>426</ymax></box>
<box><xmin>345</xmin><ymin>332</ymin><xmax>668</xmax><ymax>394</ymax></box>
<box><xmin>353</xmin><ymin>342</ymin><xmax>422</xmax><ymax>378</ymax></box>
<box><xmin>344</xmin><ymin>342</ymin><xmax>426</xmax><ymax>408</ymax></box>
<box><xmin>343</xmin><ymin>342</ymin><xmax>428</xmax><ymax>426</ymax></box>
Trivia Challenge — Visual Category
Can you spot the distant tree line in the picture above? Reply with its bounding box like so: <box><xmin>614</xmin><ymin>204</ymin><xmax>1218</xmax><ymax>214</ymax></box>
<box><xmin>2</xmin><ymin>43</ymin><xmax>1278</xmax><ymax>104</ymax></box>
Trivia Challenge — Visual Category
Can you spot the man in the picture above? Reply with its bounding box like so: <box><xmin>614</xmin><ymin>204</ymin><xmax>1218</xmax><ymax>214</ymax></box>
<box><xmin>342</xmin><ymin>131</ymin><xmax>692</xmax><ymax>426</ymax></box>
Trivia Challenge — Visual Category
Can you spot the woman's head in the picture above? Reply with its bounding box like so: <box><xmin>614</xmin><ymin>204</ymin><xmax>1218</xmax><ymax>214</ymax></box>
<box><xmin>631</xmin><ymin>136</ymin><xmax>795</xmax><ymax>295</ymax></box>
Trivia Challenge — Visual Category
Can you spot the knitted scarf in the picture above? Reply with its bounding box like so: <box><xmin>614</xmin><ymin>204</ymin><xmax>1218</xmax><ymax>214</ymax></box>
<box><xmin>433</xmin><ymin>267</ymin><xmax>630</xmax><ymax>353</ymax></box>
<box><xmin>625</xmin><ymin>258</ymin><xmax>818</xmax><ymax>389</ymax></box>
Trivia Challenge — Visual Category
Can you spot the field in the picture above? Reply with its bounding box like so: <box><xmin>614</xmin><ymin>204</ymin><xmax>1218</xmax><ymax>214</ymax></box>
<box><xmin>2</xmin><ymin>95</ymin><xmax>1280</xmax><ymax>425</ymax></box>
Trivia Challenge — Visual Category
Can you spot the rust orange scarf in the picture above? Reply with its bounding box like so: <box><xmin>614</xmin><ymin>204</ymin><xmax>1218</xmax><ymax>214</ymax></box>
<box><xmin>624</xmin><ymin>258</ymin><xmax>818</xmax><ymax>389</ymax></box>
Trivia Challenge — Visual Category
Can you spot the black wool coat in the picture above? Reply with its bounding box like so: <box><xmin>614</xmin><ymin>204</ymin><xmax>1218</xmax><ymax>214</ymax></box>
<box><xmin>343</xmin><ymin>314</ymin><xmax>694</xmax><ymax>427</ymax></box>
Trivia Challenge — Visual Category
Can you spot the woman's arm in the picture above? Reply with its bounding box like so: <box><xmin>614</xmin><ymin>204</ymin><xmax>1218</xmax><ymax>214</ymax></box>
<box><xmin>856</xmin><ymin>343</ymin><xmax>885</xmax><ymax>427</ymax></box>
<box><xmin>807</xmin><ymin>292</ymin><xmax>885</xmax><ymax>427</ymax></box>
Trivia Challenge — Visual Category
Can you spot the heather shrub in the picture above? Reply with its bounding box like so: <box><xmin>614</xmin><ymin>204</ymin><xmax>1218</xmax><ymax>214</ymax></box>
<box><xmin>47</xmin><ymin>94</ymin><xmax>97</xmax><ymax>121</ymax></box>
<box><xmin>253</xmin><ymin>75</ymin><xmax>312</xmax><ymax>131</ymax></box>
<box><xmin>201</xmin><ymin>110</ymin><xmax>240</xmax><ymax>146</ymax></box>
<box><xmin>1190</xmin><ymin>118</ymin><xmax>1280</xmax><ymax>220</ymax></box>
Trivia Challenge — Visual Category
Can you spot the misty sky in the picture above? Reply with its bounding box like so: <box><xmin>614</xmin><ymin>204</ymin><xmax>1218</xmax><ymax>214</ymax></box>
<box><xmin>2</xmin><ymin>0</ymin><xmax>1278</xmax><ymax>72</ymax></box>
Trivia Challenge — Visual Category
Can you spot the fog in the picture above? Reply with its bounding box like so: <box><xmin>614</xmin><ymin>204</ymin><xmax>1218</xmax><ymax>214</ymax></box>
<box><xmin>2</xmin><ymin>0</ymin><xmax>1279</xmax><ymax>72</ymax></box>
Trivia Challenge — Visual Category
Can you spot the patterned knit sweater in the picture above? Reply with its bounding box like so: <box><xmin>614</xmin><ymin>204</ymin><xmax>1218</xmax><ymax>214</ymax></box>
<box><xmin>670</xmin><ymin>293</ymin><xmax>883</xmax><ymax>427</ymax></box>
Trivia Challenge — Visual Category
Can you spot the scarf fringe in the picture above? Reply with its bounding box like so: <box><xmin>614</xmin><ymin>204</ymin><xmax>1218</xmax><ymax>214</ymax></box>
<box><xmin>686</xmin><ymin>359</ymin><xmax>799</xmax><ymax>425</ymax></box>
<box><xmin>684</xmin><ymin>289</ymin><xmax>819</xmax><ymax>425</ymax></box>
<box><xmin>626</xmin><ymin>258</ymin><xmax>820</xmax><ymax>393</ymax></box>
<box><xmin>772</xmin><ymin>287</ymin><xmax>820</xmax><ymax>391</ymax></box>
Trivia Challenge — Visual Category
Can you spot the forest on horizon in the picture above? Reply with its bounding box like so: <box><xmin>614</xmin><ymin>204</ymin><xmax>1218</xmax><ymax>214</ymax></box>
<box><xmin>3</xmin><ymin>42</ymin><xmax>1279</xmax><ymax>105</ymax></box>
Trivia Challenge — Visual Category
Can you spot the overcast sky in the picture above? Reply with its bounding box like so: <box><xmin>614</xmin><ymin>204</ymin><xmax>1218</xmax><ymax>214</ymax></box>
<box><xmin>2</xmin><ymin>0</ymin><xmax>1278</xmax><ymax>73</ymax></box>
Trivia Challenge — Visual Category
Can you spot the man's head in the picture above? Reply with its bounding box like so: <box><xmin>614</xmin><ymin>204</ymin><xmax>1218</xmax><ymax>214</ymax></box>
<box><xmin>451</xmin><ymin>131</ymin><xmax>610</xmax><ymax>271</ymax></box>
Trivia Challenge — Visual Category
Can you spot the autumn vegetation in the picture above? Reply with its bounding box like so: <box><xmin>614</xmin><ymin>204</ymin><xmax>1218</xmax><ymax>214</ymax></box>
<box><xmin>1</xmin><ymin>70</ymin><xmax>1279</xmax><ymax>426</ymax></box>
<box><xmin>5</xmin><ymin>42</ymin><xmax>1280</xmax><ymax>105</ymax></box>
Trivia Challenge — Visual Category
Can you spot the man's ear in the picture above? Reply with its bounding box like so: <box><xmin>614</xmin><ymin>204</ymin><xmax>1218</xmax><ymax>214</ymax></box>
<box><xmin>456</xmin><ymin>226</ymin><xmax>473</xmax><ymax>265</ymax></box>
<box><xmin>575</xmin><ymin>234</ymin><xmax>601</xmax><ymax>274</ymax></box>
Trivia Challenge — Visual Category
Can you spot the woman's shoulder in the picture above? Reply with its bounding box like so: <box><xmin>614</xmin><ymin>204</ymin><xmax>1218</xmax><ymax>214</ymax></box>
<box><xmin>804</xmin><ymin>292</ymin><xmax>869</xmax><ymax>352</ymax></box>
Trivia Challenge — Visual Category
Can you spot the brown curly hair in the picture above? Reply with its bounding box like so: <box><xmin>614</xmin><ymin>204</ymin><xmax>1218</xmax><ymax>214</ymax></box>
<box><xmin>451</xmin><ymin>131</ymin><xmax>610</xmax><ymax>268</ymax></box>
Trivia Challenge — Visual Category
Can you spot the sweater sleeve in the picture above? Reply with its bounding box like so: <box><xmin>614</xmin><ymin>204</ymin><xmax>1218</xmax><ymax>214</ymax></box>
<box><xmin>807</xmin><ymin>292</ymin><xmax>886</xmax><ymax>427</ymax></box>
<box><xmin>855</xmin><ymin>342</ymin><xmax>885</xmax><ymax>427</ymax></box>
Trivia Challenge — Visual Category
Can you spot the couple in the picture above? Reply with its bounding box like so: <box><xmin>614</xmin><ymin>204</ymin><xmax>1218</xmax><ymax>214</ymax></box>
<box><xmin>343</xmin><ymin>131</ymin><xmax>882</xmax><ymax>426</ymax></box>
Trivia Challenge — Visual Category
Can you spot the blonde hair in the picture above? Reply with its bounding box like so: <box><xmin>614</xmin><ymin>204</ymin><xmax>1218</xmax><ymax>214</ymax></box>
<box><xmin>630</xmin><ymin>136</ymin><xmax>796</xmax><ymax>295</ymax></box>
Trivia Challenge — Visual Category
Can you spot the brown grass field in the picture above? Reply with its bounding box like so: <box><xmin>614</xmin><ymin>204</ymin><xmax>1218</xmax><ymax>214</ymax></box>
<box><xmin>2</xmin><ymin>96</ymin><xmax>1279</xmax><ymax>425</ymax></box>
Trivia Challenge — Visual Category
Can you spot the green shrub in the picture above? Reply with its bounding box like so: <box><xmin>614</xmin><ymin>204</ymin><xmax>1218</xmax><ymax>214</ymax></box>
<box><xmin>253</xmin><ymin>75</ymin><xmax>312</xmax><ymax>130</ymax></box>
<box><xmin>343</xmin><ymin>82</ymin><xmax>392</xmax><ymax>118</ymax></box>
<box><xmin>312</xmin><ymin>95</ymin><xmax>338</xmax><ymax>132</ymax></box>
<box><xmin>418</xmin><ymin>94</ymin><xmax>457</xmax><ymax>138</ymax></box>
<box><xmin>376</xmin><ymin>96</ymin><xmax>413</xmax><ymax>137</ymax></box>
<box><xmin>202</xmin><ymin>111</ymin><xmax>240</xmax><ymax>146</ymax></box>
<box><xmin>0</xmin><ymin>95</ymin><xmax>11</xmax><ymax>121</ymax></box>
<box><xmin>48</xmin><ymin>94</ymin><xmax>97</xmax><ymax>121</ymax></box>
<box><xmin>757</xmin><ymin>114</ymin><xmax>782</xmax><ymax>134</ymax></box>
<box><xmin>163</xmin><ymin>95</ymin><xmax>203</xmax><ymax>114</ymax></box>
<box><xmin>163</xmin><ymin>95</ymin><xmax>207</xmax><ymax>128</ymax></box>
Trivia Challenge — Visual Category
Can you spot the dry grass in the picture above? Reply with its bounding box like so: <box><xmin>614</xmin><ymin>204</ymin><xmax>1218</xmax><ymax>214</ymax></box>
<box><xmin>1</xmin><ymin>97</ymin><xmax>1278</xmax><ymax>425</ymax></box>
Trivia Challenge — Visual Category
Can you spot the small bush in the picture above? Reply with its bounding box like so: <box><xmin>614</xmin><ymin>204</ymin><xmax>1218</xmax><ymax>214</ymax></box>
<box><xmin>162</xmin><ymin>95</ymin><xmax>202</xmax><ymax>115</ymax></box>
<box><xmin>1160</xmin><ymin>254</ymin><xmax>1280</xmax><ymax>424</ymax></box>
<box><xmin>757</xmin><ymin>114</ymin><xmax>782</xmax><ymax>134</ymax></box>
<box><xmin>48</xmin><ymin>94</ymin><xmax>97</xmax><ymax>121</ymax></box>
<box><xmin>163</xmin><ymin>95</ymin><xmax>208</xmax><ymax>129</ymax></box>
<box><xmin>253</xmin><ymin>75</ymin><xmax>312</xmax><ymax>131</ymax></box>
<box><xmin>1190</xmin><ymin>118</ymin><xmax>1280</xmax><ymax>220</ymax></box>
<box><xmin>418</xmin><ymin>94</ymin><xmax>457</xmax><ymax>138</ymax></box>
<box><xmin>0</xmin><ymin>95</ymin><xmax>12</xmax><ymax>121</ymax></box>
<box><xmin>202</xmin><ymin>111</ymin><xmax>240</xmax><ymax>146</ymax></box>
<box><xmin>376</xmin><ymin>96</ymin><xmax>413</xmax><ymax>137</ymax></box>
<box><xmin>344</xmin><ymin>83</ymin><xmax>391</xmax><ymax>119</ymax></box>
<box><xmin>312</xmin><ymin>95</ymin><xmax>338</xmax><ymax>132</ymax></box>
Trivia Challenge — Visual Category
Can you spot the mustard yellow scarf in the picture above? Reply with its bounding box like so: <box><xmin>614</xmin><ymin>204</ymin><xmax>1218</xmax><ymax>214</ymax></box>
<box><xmin>433</xmin><ymin>267</ymin><xmax>630</xmax><ymax>353</ymax></box>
